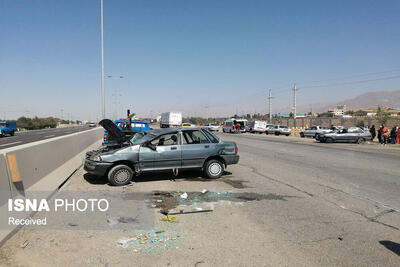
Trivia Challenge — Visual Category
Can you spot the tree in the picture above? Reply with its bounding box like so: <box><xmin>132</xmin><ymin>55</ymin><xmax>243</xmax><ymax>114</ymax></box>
<box><xmin>355</xmin><ymin>119</ymin><xmax>365</xmax><ymax>127</ymax></box>
<box><xmin>317</xmin><ymin>112</ymin><xmax>333</xmax><ymax>118</ymax></box>
<box><xmin>376</xmin><ymin>106</ymin><xmax>390</xmax><ymax>125</ymax></box>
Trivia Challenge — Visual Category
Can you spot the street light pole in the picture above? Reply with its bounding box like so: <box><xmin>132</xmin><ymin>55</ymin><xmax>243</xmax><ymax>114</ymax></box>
<box><xmin>100</xmin><ymin>0</ymin><xmax>105</xmax><ymax>119</ymax></box>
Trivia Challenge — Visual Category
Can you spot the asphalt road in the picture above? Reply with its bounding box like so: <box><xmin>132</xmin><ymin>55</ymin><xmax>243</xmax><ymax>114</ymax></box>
<box><xmin>1</xmin><ymin>133</ymin><xmax>399</xmax><ymax>266</ymax></box>
<box><xmin>0</xmin><ymin>126</ymin><xmax>95</xmax><ymax>150</ymax></box>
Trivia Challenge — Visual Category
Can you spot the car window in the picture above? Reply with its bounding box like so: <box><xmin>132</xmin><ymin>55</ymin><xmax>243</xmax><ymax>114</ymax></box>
<box><xmin>202</xmin><ymin>129</ymin><xmax>219</xmax><ymax>143</ymax></box>
<box><xmin>182</xmin><ymin>130</ymin><xmax>210</xmax><ymax>144</ymax></box>
<box><xmin>150</xmin><ymin>133</ymin><xmax>178</xmax><ymax>146</ymax></box>
<box><xmin>311</xmin><ymin>126</ymin><xmax>317</xmax><ymax>130</ymax></box>
<box><xmin>130</xmin><ymin>132</ymin><xmax>155</xmax><ymax>145</ymax></box>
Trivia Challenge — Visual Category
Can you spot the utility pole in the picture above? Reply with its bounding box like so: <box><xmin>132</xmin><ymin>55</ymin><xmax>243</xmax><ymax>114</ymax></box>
<box><xmin>100</xmin><ymin>0</ymin><xmax>105</xmax><ymax>119</ymax></box>
<box><xmin>267</xmin><ymin>89</ymin><xmax>274</xmax><ymax>124</ymax></box>
<box><xmin>292</xmin><ymin>83</ymin><xmax>298</xmax><ymax>127</ymax></box>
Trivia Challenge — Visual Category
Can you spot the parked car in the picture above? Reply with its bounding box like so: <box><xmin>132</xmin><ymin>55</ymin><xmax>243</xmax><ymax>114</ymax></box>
<box><xmin>300</xmin><ymin>126</ymin><xmax>332</xmax><ymax>139</ymax></box>
<box><xmin>204</xmin><ymin>123</ymin><xmax>220</xmax><ymax>132</ymax></box>
<box><xmin>247</xmin><ymin>120</ymin><xmax>268</xmax><ymax>133</ymax></box>
<box><xmin>0</xmin><ymin>121</ymin><xmax>17</xmax><ymax>137</ymax></box>
<box><xmin>85</xmin><ymin>120</ymin><xmax>240</xmax><ymax>186</ymax></box>
<box><xmin>88</xmin><ymin>121</ymin><xmax>97</xmax><ymax>127</ymax></box>
<box><xmin>318</xmin><ymin>127</ymin><xmax>372</xmax><ymax>144</ymax></box>
<box><xmin>222</xmin><ymin>118</ymin><xmax>248</xmax><ymax>133</ymax></box>
<box><xmin>266</xmin><ymin>125</ymin><xmax>291</xmax><ymax>136</ymax></box>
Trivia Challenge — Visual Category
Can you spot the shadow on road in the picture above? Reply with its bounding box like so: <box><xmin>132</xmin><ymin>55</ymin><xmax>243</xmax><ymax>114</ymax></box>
<box><xmin>379</xmin><ymin>240</ymin><xmax>400</xmax><ymax>256</ymax></box>
<box><xmin>83</xmin><ymin>170</ymin><xmax>232</xmax><ymax>186</ymax></box>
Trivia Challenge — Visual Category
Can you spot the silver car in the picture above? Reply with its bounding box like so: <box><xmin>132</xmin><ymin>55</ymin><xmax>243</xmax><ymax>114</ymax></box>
<box><xmin>266</xmin><ymin>125</ymin><xmax>291</xmax><ymax>136</ymax></box>
<box><xmin>319</xmin><ymin>127</ymin><xmax>372</xmax><ymax>144</ymax></box>
<box><xmin>84</xmin><ymin>119</ymin><xmax>239</xmax><ymax>186</ymax></box>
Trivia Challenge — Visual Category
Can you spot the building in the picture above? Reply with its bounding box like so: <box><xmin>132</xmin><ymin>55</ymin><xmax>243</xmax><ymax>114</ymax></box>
<box><xmin>328</xmin><ymin>105</ymin><xmax>346</xmax><ymax>116</ymax></box>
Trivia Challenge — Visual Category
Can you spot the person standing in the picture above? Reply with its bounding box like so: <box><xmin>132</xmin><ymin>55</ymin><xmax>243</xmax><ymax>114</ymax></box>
<box><xmin>369</xmin><ymin>125</ymin><xmax>376</xmax><ymax>141</ymax></box>
<box><xmin>377</xmin><ymin>125</ymin><xmax>382</xmax><ymax>144</ymax></box>
<box><xmin>390</xmin><ymin>126</ymin><xmax>397</xmax><ymax>144</ymax></box>
<box><xmin>381</xmin><ymin>124</ymin><xmax>389</xmax><ymax>146</ymax></box>
<box><xmin>396</xmin><ymin>126</ymin><xmax>400</xmax><ymax>144</ymax></box>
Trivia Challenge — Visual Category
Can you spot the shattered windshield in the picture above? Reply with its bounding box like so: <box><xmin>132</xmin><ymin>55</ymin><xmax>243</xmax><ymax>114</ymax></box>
<box><xmin>130</xmin><ymin>132</ymin><xmax>155</xmax><ymax>145</ymax></box>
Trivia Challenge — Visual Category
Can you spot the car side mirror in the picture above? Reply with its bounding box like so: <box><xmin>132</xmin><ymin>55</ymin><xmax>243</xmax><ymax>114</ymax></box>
<box><xmin>145</xmin><ymin>142</ymin><xmax>156</xmax><ymax>151</ymax></box>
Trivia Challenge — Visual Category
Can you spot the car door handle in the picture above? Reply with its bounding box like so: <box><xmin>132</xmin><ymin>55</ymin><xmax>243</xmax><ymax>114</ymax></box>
<box><xmin>204</xmin><ymin>145</ymin><xmax>210</xmax><ymax>148</ymax></box>
<box><xmin>171</xmin><ymin>147</ymin><xmax>177</xmax><ymax>150</ymax></box>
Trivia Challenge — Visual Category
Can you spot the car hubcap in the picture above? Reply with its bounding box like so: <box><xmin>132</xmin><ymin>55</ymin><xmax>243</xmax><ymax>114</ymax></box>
<box><xmin>115</xmin><ymin>169</ymin><xmax>130</xmax><ymax>183</ymax></box>
<box><xmin>209</xmin><ymin>163</ymin><xmax>222</xmax><ymax>176</ymax></box>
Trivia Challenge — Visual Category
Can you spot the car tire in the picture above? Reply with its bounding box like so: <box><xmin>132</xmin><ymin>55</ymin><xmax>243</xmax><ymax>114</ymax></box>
<box><xmin>300</xmin><ymin>132</ymin><xmax>305</xmax><ymax>138</ymax></box>
<box><xmin>266</xmin><ymin>131</ymin><xmax>269</xmax><ymax>135</ymax></box>
<box><xmin>325</xmin><ymin>137</ymin><xmax>334</xmax><ymax>143</ymax></box>
<box><xmin>286</xmin><ymin>134</ymin><xmax>290</xmax><ymax>136</ymax></box>
<box><xmin>10</xmin><ymin>131</ymin><xmax>15</xmax><ymax>136</ymax></box>
<box><xmin>315</xmin><ymin>134</ymin><xmax>320</xmax><ymax>140</ymax></box>
<box><xmin>107</xmin><ymin>164</ymin><xmax>134</xmax><ymax>186</ymax></box>
<box><xmin>275</xmin><ymin>132</ymin><xmax>280</xmax><ymax>136</ymax></box>
<box><xmin>356</xmin><ymin>138</ymin><xmax>365</xmax><ymax>144</ymax></box>
<box><xmin>204</xmin><ymin>159</ymin><xmax>224</xmax><ymax>179</ymax></box>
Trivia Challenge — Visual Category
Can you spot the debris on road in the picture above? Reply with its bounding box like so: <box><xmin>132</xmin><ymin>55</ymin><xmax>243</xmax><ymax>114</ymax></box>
<box><xmin>160</xmin><ymin>215</ymin><xmax>179</xmax><ymax>223</ymax></box>
<box><xmin>20</xmin><ymin>240</ymin><xmax>29</xmax><ymax>249</ymax></box>
<box><xmin>150</xmin><ymin>190</ymin><xmax>295</xmax><ymax>212</ymax></box>
<box><xmin>117</xmin><ymin>228</ymin><xmax>180</xmax><ymax>252</ymax></box>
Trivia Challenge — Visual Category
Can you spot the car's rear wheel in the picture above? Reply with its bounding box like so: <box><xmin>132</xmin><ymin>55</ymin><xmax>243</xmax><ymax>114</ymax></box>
<box><xmin>107</xmin><ymin>164</ymin><xmax>133</xmax><ymax>186</ymax></box>
<box><xmin>204</xmin><ymin>159</ymin><xmax>224</xmax><ymax>179</ymax></box>
<box><xmin>325</xmin><ymin>137</ymin><xmax>334</xmax><ymax>143</ymax></box>
<box><xmin>300</xmin><ymin>132</ymin><xmax>305</xmax><ymax>138</ymax></box>
<box><xmin>315</xmin><ymin>134</ymin><xmax>320</xmax><ymax>140</ymax></box>
<box><xmin>356</xmin><ymin>138</ymin><xmax>365</xmax><ymax>144</ymax></box>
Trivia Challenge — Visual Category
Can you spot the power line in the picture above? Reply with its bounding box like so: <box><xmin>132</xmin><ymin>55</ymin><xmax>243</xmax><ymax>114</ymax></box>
<box><xmin>299</xmin><ymin>74</ymin><xmax>400</xmax><ymax>90</ymax></box>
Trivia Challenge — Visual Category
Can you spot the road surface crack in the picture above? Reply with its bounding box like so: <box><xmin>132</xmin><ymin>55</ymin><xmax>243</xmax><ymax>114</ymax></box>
<box><xmin>240</xmin><ymin>164</ymin><xmax>314</xmax><ymax>197</ymax></box>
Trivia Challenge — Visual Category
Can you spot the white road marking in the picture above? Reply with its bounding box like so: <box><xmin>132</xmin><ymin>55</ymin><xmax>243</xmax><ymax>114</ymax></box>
<box><xmin>44</xmin><ymin>135</ymin><xmax>55</xmax><ymax>138</ymax></box>
<box><xmin>0</xmin><ymin>141</ymin><xmax>23</xmax><ymax>147</ymax></box>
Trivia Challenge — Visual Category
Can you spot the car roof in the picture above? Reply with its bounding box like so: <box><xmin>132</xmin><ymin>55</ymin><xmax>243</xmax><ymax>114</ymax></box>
<box><xmin>147</xmin><ymin>127</ymin><xmax>205</xmax><ymax>135</ymax></box>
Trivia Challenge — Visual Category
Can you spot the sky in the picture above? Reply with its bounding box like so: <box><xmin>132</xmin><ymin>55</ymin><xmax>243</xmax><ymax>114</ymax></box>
<box><xmin>1</xmin><ymin>0</ymin><xmax>400</xmax><ymax>121</ymax></box>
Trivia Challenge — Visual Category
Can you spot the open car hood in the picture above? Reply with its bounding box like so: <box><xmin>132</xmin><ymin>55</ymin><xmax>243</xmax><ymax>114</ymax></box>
<box><xmin>99</xmin><ymin>119</ymin><xmax>126</xmax><ymax>143</ymax></box>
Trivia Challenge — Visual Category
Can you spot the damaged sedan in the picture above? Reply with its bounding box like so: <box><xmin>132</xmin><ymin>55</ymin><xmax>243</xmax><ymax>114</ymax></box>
<box><xmin>84</xmin><ymin>119</ymin><xmax>239</xmax><ymax>186</ymax></box>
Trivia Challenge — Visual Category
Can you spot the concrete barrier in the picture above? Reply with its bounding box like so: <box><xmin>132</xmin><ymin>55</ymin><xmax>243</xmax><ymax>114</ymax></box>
<box><xmin>0</xmin><ymin>127</ymin><xmax>103</xmax><ymax>244</ymax></box>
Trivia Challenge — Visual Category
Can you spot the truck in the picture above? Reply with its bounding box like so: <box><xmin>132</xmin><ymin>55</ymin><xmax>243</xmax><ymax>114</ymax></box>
<box><xmin>0</xmin><ymin>121</ymin><xmax>17</xmax><ymax>137</ymax></box>
<box><xmin>160</xmin><ymin>112</ymin><xmax>182</xmax><ymax>128</ymax></box>
<box><xmin>103</xmin><ymin>110</ymin><xmax>151</xmax><ymax>144</ymax></box>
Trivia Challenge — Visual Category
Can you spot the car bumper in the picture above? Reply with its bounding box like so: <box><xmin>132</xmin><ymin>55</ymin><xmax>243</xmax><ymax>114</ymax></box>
<box><xmin>221</xmin><ymin>154</ymin><xmax>240</xmax><ymax>165</ymax></box>
<box><xmin>84</xmin><ymin>160</ymin><xmax>113</xmax><ymax>176</ymax></box>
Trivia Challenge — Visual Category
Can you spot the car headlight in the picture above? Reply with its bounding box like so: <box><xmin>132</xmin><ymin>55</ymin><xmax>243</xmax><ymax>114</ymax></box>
<box><xmin>90</xmin><ymin>155</ymin><xmax>101</xmax><ymax>161</ymax></box>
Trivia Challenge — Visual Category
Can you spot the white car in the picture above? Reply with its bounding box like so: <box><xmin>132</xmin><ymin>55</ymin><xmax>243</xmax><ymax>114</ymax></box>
<box><xmin>205</xmin><ymin>123</ymin><xmax>220</xmax><ymax>132</ymax></box>
<box><xmin>266</xmin><ymin>125</ymin><xmax>291</xmax><ymax>136</ymax></box>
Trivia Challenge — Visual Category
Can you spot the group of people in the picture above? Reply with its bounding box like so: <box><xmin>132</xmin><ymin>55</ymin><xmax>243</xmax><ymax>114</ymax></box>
<box><xmin>370</xmin><ymin>125</ymin><xmax>400</xmax><ymax>145</ymax></box>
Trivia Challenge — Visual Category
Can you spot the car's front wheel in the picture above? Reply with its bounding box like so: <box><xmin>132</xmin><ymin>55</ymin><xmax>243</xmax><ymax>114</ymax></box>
<box><xmin>107</xmin><ymin>164</ymin><xmax>134</xmax><ymax>186</ymax></box>
<box><xmin>325</xmin><ymin>137</ymin><xmax>334</xmax><ymax>143</ymax></box>
<box><xmin>204</xmin><ymin>159</ymin><xmax>224</xmax><ymax>179</ymax></box>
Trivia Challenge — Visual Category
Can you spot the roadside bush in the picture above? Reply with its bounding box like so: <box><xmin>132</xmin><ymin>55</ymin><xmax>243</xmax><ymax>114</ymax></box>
<box><xmin>17</xmin><ymin>117</ymin><xmax>58</xmax><ymax>130</ymax></box>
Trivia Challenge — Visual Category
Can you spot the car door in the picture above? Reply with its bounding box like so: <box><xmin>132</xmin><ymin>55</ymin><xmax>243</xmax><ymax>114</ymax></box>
<box><xmin>138</xmin><ymin>132</ymin><xmax>182</xmax><ymax>171</ymax></box>
<box><xmin>181</xmin><ymin>129</ymin><xmax>213</xmax><ymax>168</ymax></box>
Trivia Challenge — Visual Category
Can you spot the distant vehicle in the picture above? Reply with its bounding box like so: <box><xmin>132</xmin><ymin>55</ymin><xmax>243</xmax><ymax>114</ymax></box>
<box><xmin>247</xmin><ymin>120</ymin><xmax>268</xmax><ymax>133</ymax></box>
<box><xmin>204</xmin><ymin>123</ymin><xmax>220</xmax><ymax>132</ymax></box>
<box><xmin>319</xmin><ymin>127</ymin><xmax>372</xmax><ymax>144</ymax></box>
<box><xmin>160</xmin><ymin>112</ymin><xmax>182</xmax><ymax>128</ymax></box>
<box><xmin>266</xmin><ymin>125</ymin><xmax>291</xmax><ymax>136</ymax></box>
<box><xmin>85</xmin><ymin>125</ymin><xmax>239</xmax><ymax>186</ymax></box>
<box><xmin>104</xmin><ymin>119</ymin><xmax>151</xmax><ymax>144</ymax></box>
<box><xmin>0</xmin><ymin>121</ymin><xmax>17</xmax><ymax>137</ymax></box>
<box><xmin>182</xmin><ymin>123</ymin><xmax>196</xmax><ymax>128</ymax></box>
<box><xmin>222</xmin><ymin>119</ymin><xmax>248</xmax><ymax>133</ymax></box>
<box><xmin>300</xmin><ymin>126</ymin><xmax>332</xmax><ymax>139</ymax></box>
<box><xmin>88</xmin><ymin>122</ymin><xmax>96</xmax><ymax>127</ymax></box>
